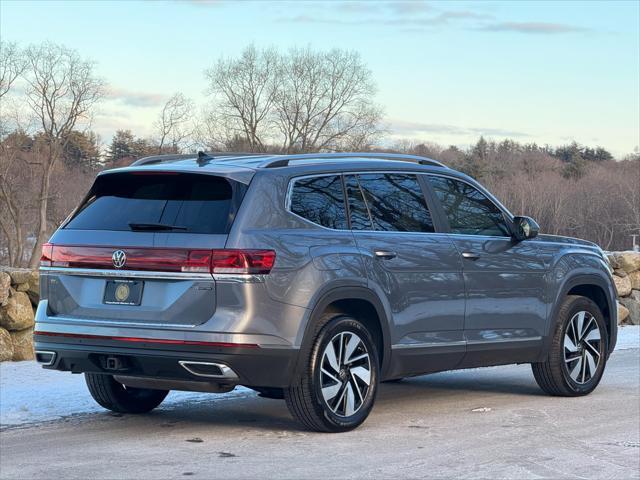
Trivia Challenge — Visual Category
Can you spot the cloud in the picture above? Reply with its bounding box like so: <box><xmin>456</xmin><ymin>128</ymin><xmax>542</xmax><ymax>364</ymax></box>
<box><xmin>105</xmin><ymin>87</ymin><xmax>167</xmax><ymax>108</ymax></box>
<box><xmin>385</xmin><ymin>1</ymin><xmax>432</xmax><ymax>15</ymax></box>
<box><xmin>480</xmin><ymin>21</ymin><xmax>590</xmax><ymax>34</ymax></box>
<box><xmin>388</xmin><ymin>119</ymin><xmax>530</xmax><ymax>138</ymax></box>
<box><xmin>279</xmin><ymin>8</ymin><xmax>490</xmax><ymax>28</ymax></box>
<box><xmin>180</xmin><ymin>0</ymin><xmax>226</xmax><ymax>6</ymax></box>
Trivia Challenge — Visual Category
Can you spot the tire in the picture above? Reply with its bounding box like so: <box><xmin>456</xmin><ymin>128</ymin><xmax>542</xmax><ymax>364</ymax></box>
<box><xmin>532</xmin><ymin>295</ymin><xmax>609</xmax><ymax>396</ymax></box>
<box><xmin>285</xmin><ymin>314</ymin><xmax>379</xmax><ymax>432</ymax></box>
<box><xmin>85</xmin><ymin>373</ymin><xmax>169</xmax><ymax>414</ymax></box>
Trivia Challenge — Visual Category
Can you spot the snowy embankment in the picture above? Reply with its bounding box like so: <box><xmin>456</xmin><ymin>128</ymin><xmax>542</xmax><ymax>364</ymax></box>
<box><xmin>2</xmin><ymin>326</ymin><xmax>639</xmax><ymax>429</ymax></box>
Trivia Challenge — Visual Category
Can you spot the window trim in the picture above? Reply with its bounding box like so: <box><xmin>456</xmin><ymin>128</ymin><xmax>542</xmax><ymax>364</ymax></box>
<box><xmin>424</xmin><ymin>173</ymin><xmax>515</xmax><ymax>239</ymax></box>
<box><xmin>286</xmin><ymin>171</ymin><xmax>443</xmax><ymax>234</ymax></box>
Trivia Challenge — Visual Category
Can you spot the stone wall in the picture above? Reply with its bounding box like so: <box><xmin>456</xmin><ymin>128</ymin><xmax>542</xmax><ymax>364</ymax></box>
<box><xmin>0</xmin><ymin>251</ymin><xmax>639</xmax><ymax>362</ymax></box>
<box><xmin>0</xmin><ymin>268</ymin><xmax>39</xmax><ymax>361</ymax></box>
<box><xmin>608</xmin><ymin>251</ymin><xmax>640</xmax><ymax>326</ymax></box>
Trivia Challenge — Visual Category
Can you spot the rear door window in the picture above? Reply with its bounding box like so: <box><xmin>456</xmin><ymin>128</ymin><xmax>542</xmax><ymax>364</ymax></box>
<box><xmin>289</xmin><ymin>175</ymin><xmax>348</xmax><ymax>229</ymax></box>
<box><xmin>65</xmin><ymin>172</ymin><xmax>243</xmax><ymax>234</ymax></box>
<box><xmin>349</xmin><ymin>173</ymin><xmax>435</xmax><ymax>232</ymax></box>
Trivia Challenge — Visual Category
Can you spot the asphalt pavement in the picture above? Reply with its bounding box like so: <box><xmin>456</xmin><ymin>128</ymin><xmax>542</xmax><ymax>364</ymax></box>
<box><xmin>1</xmin><ymin>349</ymin><xmax>638</xmax><ymax>479</ymax></box>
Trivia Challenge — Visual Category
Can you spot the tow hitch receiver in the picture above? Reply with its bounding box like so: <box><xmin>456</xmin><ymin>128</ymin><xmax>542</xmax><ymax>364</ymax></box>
<box><xmin>103</xmin><ymin>356</ymin><xmax>127</xmax><ymax>371</ymax></box>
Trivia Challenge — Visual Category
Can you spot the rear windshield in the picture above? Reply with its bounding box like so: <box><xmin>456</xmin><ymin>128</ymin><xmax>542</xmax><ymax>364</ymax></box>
<box><xmin>65</xmin><ymin>172</ymin><xmax>246</xmax><ymax>234</ymax></box>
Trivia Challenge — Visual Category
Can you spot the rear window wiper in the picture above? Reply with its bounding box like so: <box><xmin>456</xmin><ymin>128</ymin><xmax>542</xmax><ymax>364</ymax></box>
<box><xmin>128</xmin><ymin>222</ymin><xmax>188</xmax><ymax>231</ymax></box>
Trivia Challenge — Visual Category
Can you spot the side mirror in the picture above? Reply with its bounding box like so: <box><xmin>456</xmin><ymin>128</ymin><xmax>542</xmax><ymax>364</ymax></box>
<box><xmin>512</xmin><ymin>216</ymin><xmax>539</xmax><ymax>241</ymax></box>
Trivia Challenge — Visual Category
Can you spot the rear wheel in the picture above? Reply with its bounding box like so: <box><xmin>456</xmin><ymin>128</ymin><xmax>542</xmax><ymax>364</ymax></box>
<box><xmin>532</xmin><ymin>295</ymin><xmax>608</xmax><ymax>396</ymax></box>
<box><xmin>285</xmin><ymin>315</ymin><xmax>379</xmax><ymax>432</ymax></box>
<box><xmin>85</xmin><ymin>373</ymin><xmax>169</xmax><ymax>414</ymax></box>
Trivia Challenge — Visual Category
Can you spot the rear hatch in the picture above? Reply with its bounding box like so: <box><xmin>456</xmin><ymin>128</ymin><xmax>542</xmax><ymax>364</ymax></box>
<box><xmin>42</xmin><ymin>169</ymin><xmax>254</xmax><ymax>326</ymax></box>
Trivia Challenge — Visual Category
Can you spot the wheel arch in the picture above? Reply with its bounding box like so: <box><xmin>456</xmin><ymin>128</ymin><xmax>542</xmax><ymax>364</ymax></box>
<box><xmin>294</xmin><ymin>286</ymin><xmax>393</xmax><ymax>379</ymax></box>
<box><xmin>545</xmin><ymin>273</ymin><xmax>617</xmax><ymax>358</ymax></box>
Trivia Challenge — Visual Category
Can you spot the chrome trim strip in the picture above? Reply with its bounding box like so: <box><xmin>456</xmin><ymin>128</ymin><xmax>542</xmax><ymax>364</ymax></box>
<box><xmin>466</xmin><ymin>336</ymin><xmax>542</xmax><ymax>345</ymax></box>
<box><xmin>179</xmin><ymin>361</ymin><xmax>239</xmax><ymax>380</ymax></box>
<box><xmin>39</xmin><ymin>316</ymin><xmax>197</xmax><ymax>329</ymax></box>
<box><xmin>391</xmin><ymin>336</ymin><xmax>542</xmax><ymax>350</ymax></box>
<box><xmin>392</xmin><ymin>341</ymin><xmax>466</xmax><ymax>350</ymax></box>
<box><xmin>39</xmin><ymin>267</ymin><xmax>213</xmax><ymax>281</ymax></box>
<box><xmin>35</xmin><ymin>350</ymin><xmax>57</xmax><ymax>366</ymax></box>
<box><xmin>212</xmin><ymin>274</ymin><xmax>266</xmax><ymax>283</ymax></box>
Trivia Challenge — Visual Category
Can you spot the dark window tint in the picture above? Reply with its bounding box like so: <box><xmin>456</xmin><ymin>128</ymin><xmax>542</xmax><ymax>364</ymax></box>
<box><xmin>290</xmin><ymin>175</ymin><xmax>348</xmax><ymax>229</ymax></box>
<box><xmin>344</xmin><ymin>175</ymin><xmax>373</xmax><ymax>230</ymax></box>
<box><xmin>65</xmin><ymin>172</ymin><xmax>241</xmax><ymax>234</ymax></box>
<box><xmin>428</xmin><ymin>176</ymin><xmax>510</xmax><ymax>236</ymax></box>
<box><xmin>354</xmin><ymin>173</ymin><xmax>435</xmax><ymax>232</ymax></box>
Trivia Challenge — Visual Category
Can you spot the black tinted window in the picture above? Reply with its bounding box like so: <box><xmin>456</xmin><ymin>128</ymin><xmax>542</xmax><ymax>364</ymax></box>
<box><xmin>344</xmin><ymin>175</ymin><xmax>373</xmax><ymax>230</ymax></box>
<box><xmin>354</xmin><ymin>173</ymin><xmax>434</xmax><ymax>232</ymax></box>
<box><xmin>290</xmin><ymin>175</ymin><xmax>348</xmax><ymax>229</ymax></box>
<box><xmin>66</xmin><ymin>173</ymin><xmax>240</xmax><ymax>234</ymax></box>
<box><xmin>428</xmin><ymin>176</ymin><xmax>510</xmax><ymax>236</ymax></box>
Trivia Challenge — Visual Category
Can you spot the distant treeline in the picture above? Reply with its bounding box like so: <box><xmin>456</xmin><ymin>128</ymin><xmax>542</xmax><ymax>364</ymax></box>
<box><xmin>1</xmin><ymin>40</ymin><xmax>638</xmax><ymax>268</ymax></box>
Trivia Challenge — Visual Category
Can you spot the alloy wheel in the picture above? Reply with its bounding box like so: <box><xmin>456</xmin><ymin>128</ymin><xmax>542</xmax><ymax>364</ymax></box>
<box><xmin>563</xmin><ymin>311</ymin><xmax>602</xmax><ymax>384</ymax></box>
<box><xmin>319</xmin><ymin>331</ymin><xmax>372</xmax><ymax>417</ymax></box>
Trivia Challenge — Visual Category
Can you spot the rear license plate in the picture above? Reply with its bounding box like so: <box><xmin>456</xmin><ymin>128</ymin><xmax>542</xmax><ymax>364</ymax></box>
<box><xmin>103</xmin><ymin>280</ymin><xmax>144</xmax><ymax>306</ymax></box>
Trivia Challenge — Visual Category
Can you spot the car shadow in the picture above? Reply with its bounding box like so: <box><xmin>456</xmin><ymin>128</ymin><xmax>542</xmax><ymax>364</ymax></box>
<box><xmin>86</xmin><ymin>365</ymin><xmax>545</xmax><ymax>434</ymax></box>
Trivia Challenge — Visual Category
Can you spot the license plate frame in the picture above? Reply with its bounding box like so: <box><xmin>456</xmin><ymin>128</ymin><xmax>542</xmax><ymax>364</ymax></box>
<box><xmin>103</xmin><ymin>279</ymin><xmax>144</xmax><ymax>306</ymax></box>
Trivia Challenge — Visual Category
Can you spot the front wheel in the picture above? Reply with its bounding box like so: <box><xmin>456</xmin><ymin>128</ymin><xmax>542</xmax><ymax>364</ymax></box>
<box><xmin>85</xmin><ymin>373</ymin><xmax>169</xmax><ymax>414</ymax></box>
<box><xmin>285</xmin><ymin>315</ymin><xmax>379</xmax><ymax>432</ymax></box>
<box><xmin>532</xmin><ymin>295</ymin><xmax>608</xmax><ymax>396</ymax></box>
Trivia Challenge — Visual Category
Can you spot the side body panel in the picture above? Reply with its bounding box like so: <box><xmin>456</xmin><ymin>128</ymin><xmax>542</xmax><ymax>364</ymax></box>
<box><xmin>352</xmin><ymin>232</ymin><xmax>466</xmax><ymax>377</ymax></box>
<box><xmin>450</xmin><ymin>235</ymin><xmax>547</xmax><ymax>368</ymax></box>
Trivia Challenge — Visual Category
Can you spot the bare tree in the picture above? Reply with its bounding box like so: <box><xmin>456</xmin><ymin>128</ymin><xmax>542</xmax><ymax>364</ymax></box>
<box><xmin>274</xmin><ymin>48</ymin><xmax>382</xmax><ymax>153</ymax></box>
<box><xmin>0</xmin><ymin>41</ymin><xmax>29</xmax><ymax>266</ymax></box>
<box><xmin>23</xmin><ymin>42</ymin><xmax>104</xmax><ymax>267</ymax></box>
<box><xmin>204</xmin><ymin>45</ymin><xmax>279</xmax><ymax>151</ymax></box>
<box><xmin>0</xmin><ymin>41</ymin><xmax>26</xmax><ymax>100</ymax></box>
<box><xmin>154</xmin><ymin>92</ymin><xmax>194</xmax><ymax>153</ymax></box>
<box><xmin>203</xmin><ymin>46</ymin><xmax>382</xmax><ymax>153</ymax></box>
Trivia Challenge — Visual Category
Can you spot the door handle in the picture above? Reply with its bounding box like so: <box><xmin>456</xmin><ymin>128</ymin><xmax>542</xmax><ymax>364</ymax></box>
<box><xmin>462</xmin><ymin>252</ymin><xmax>480</xmax><ymax>261</ymax></box>
<box><xmin>374</xmin><ymin>250</ymin><xmax>397</xmax><ymax>260</ymax></box>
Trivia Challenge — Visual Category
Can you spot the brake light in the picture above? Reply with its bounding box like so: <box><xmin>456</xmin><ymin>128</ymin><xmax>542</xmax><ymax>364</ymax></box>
<box><xmin>39</xmin><ymin>244</ymin><xmax>276</xmax><ymax>274</ymax></box>
<box><xmin>210</xmin><ymin>250</ymin><xmax>276</xmax><ymax>274</ymax></box>
<box><xmin>40</xmin><ymin>242</ymin><xmax>54</xmax><ymax>267</ymax></box>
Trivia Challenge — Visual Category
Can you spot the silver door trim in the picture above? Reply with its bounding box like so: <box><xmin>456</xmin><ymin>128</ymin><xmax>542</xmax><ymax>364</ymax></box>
<box><xmin>391</xmin><ymin>340</ymin><xmax>466</xmax><ymax>350</ymax></box>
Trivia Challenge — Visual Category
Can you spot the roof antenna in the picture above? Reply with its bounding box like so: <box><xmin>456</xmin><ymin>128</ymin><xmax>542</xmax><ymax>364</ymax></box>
<box><xmin>197</xmin><ymin>151</ymin><xmax>213</xmax><ymax>165</ymax></box>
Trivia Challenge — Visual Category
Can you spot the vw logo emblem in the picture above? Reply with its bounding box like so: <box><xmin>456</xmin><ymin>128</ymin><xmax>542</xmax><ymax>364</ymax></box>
<box><xmin>112</xmin><ymin>250</ymin><xmax>127</xmax><ymax>269</ymax></box>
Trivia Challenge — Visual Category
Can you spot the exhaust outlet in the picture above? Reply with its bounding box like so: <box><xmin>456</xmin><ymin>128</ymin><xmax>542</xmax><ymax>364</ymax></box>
<box><xmin>35</xmin><ymin>351</ymin><xmax>56</xmax><ymax>366</ymax></box>
<box><xmin>179</xmin><ymin>361</ymin><xmax>239</xmax><ymax>380</ymax></box>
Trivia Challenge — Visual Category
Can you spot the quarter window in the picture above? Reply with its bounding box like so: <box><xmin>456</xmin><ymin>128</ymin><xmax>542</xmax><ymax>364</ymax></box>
<box><xmin>347</xmin><ymin>173</ymin><xmax>435</xmax><ymax>232</ymax></box>
<box><xmin>428</xmin><ymin>176</ymin><xmax>510</xmax><ymax>236</ymax></box>
<box><xmin>289</xmin><ymin>175</ymin><xmax>348</xmax><ymax>229</ymax></box>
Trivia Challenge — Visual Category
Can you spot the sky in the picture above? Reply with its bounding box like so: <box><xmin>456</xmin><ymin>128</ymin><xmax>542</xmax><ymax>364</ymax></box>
<box><xmin>1</xmin><ymin>0</ymin><xmax>639</xmax><ymax>157</ymax></box>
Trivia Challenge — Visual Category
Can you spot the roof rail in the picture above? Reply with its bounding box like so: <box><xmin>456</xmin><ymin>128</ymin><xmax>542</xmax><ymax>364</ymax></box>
<box><xmin>130</xmin><ymin>154</ymin><xmax>196</xmax><ymax>166</ymax></box>
<box><xmin>131</xmin><ymin>151</ymin><xmax>268</xmax><ymax>167</ymax></box>
<box><xmin>261</xmin><ymin>152</ymin><xmax>447</xmax><ymax>169</ymax></box>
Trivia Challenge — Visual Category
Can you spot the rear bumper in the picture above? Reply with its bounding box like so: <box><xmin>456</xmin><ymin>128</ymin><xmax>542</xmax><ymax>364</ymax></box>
<box><xmin>34</xmin><ymin>334</ymin><xmax>298</xmax><ymax>388</ymax></box>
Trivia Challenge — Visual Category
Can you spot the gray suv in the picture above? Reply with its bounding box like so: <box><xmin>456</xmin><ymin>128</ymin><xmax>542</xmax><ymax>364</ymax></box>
<box><xmin>34</xmin><ymin>152</ymin><xmax>617</xmax><ymax>432</ymax></box>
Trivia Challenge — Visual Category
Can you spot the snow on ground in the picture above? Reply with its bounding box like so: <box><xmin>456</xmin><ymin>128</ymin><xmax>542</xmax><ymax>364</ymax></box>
<box><xmin>0</xmin><ymin>364</ymin><xmax>255</xmax><ymax>428</ymax></box>
<box><xmin>1</xmin><ymin>326</ymin><xmax>638</xmax><ymax>428</ymax></box>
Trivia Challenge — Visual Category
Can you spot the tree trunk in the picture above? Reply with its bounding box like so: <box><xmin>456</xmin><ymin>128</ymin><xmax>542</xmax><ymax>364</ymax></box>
<box><xmin>28</xmin><ymin>155</ymin><xmax>54</xmax><ymax>269</ymax></box>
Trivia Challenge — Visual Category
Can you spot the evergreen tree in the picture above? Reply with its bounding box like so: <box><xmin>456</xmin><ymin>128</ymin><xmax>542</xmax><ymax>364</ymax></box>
<box><xmin>106</xmin><ymin>130</ymin><xmax>136</xmax><ymax>164</ymax></box>
<box><xmin>62</xmin><ymin>130</ymin><xmax>101</xmax><ymax>170</ymax></box>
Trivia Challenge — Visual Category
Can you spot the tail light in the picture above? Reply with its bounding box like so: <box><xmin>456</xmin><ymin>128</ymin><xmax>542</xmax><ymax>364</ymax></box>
<box><xmin>40</xmin><ymin>244</ymin><xmax>276</xmax><ymax>274</ymax></box>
